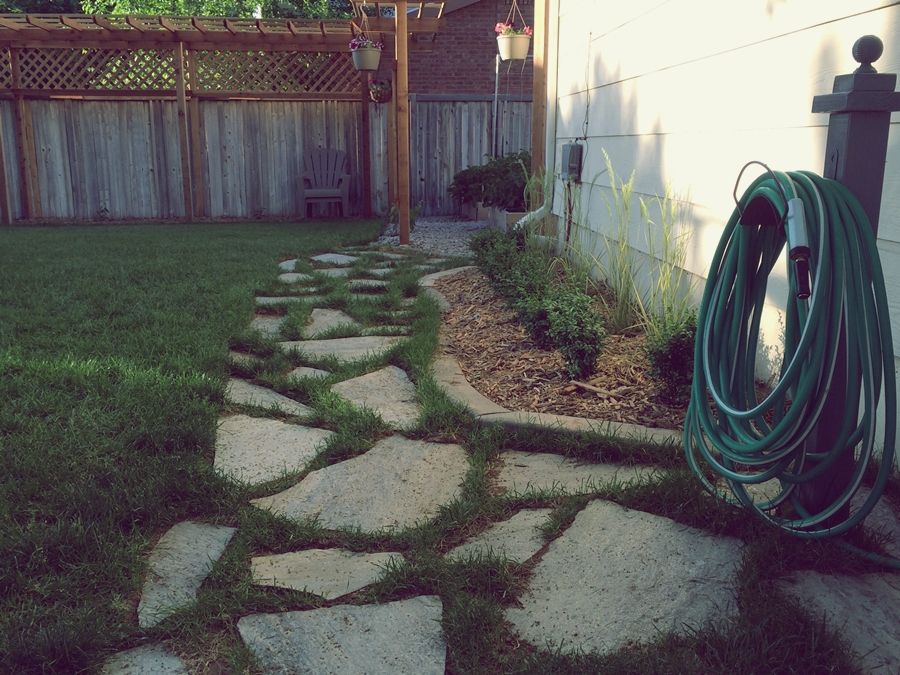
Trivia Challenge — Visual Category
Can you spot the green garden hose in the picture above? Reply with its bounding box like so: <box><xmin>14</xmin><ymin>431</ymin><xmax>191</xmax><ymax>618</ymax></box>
<box><xmin>684</xmin><ymin>166</ymin><xmax>897</xmax><ymax>545</ymax></box>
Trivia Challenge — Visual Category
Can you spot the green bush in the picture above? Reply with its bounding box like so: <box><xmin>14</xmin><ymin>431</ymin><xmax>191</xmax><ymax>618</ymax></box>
<box><xmin>471</xmin><ymin>229</ymin><xmax>605</xmax><ymax>378</ymax></box>
<box><xmin>545</xmin><ymin>285</ymin><xmax>606</xmax><ymax>378</ymax></box>
<box><xmin>645</xmin><ymin>317</ymin><xmax>696</xmax><ymax>400</ymax></box>
<box><xmin>449</xmin><ymin>152</ymin><xmax>531</xmax><ymax>212</ymax></box>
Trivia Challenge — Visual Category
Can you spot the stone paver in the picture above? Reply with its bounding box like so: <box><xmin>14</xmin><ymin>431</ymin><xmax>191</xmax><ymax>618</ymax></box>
<box><xmin>278</xmin><ymin>272</ymin><xmax>313</xmax><ymax>284</ymax></box>
<box><xmin>361</xmin><ymin>326</ymin><xmax>410</xmax><ymax>337</ymax></box>
<box><xmin>226</xmin><ymin>378</ymin><xmax>312</xmax><ymax>416</ymax></box>
<box><xmin>506</xmin><ymin>500</ymin><xmax>742</xmax><ymax>654</ymax></box>
<box><xmin>137</xmin><ymin>521</ymin><xmax>237</xmax><ymax>628</ymax></box>
<box><xmin>496</xmin><ymin>451</ymin><xmax>661</xmax><ymax>496</ymax></box>
<box><xmin>331</xmin><ymin>365</ymin><xmax>420</xmax><ymax>430</ymax></box>
<box><xmin>256</xmin><ymin>295</ymin><xmax>324</xmax><ymax>307</ymax></box>
<box><xmin>288</xmin><ymin>366</ymin><xmax>331</xmax><ymax>381</ymax></box>
<box><xmin>237</xmin><ymin>596</ymin><xmax>445</xmax><ymax>675</ymax></box>
<box><xmin>311</xmin><ymin>253</ymin><xmax>358</xmax><ymax>266</ymax></box>
<box><xmin>780</xmin><ymin>572</ymin><xmax>900</xmax><ymax>673</ymax></box>
<box><xmin>365</xmin><ymin>267</ymin><xmax>393</xmax><ymax>277</ymax></box>
<box><xmin>302</xmin><ymin>308</ymin><xmax>361</xmax><ymax>338</ymax></box>
<box><xmin>314</xmin><ymin>267</ymin><xmax>352</xmax><ymax>278</ymax></box>
<box><xmin>348</xmin><ymin>279</ymin><xmax>388</xmax><ymax>290</ymax></box>
<box><xmin>279</xmin><ymin>336</ymin><xmax>404</xmax><ymax>364</ymax></box>
<box><xmin>215</xmin><ymin>414</ymin><xmax>333</xmax><ymax>485</ymax></box>
<box><xmin>251</xmin><ymin>435</ymin><xmax>469</xmax><ymax>532</ymax></box>
<box><xmin>249</xmin><ymin>315</ymin><xmax>286</xmax><ymax>338</ymax></box>
<box><xmin>278</xmin><ymin>259</ymin><xmax>298</xmax><ymax>272</ymax></box>
<box><xmin>251</xmin><ymin>548</ymin><xmax>403</xmax><ymax>599</ymax></box>
<box><xmin>100</xmin><ymin>645</ymin><xmax>188</xmax><ymax>674</ymax></box>
<box><xmin>447</xmin><ymin>509</ymin><xmax>553</xmax><ymax>563</ymax></box>
<box><xmin>373</xmin><ymin>252</ymin><xmax>409</xmax><ymax>260</ymax></box>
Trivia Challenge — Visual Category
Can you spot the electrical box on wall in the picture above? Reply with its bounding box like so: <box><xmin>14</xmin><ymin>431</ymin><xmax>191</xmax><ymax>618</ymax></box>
<box><xmin>561</xmin><ymin>143</ymin><xmax>583</xmax><ymax>182</ymax></box>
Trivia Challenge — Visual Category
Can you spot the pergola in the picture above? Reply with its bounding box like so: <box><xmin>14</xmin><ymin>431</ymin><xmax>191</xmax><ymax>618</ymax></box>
<box><xmin>0</xmin><ymin>4</ymin><xmax>444</xmax><ymax>239</ymax></box>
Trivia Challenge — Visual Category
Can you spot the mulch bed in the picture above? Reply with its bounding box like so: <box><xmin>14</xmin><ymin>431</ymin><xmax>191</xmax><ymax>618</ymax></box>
<box><xmin>434</xmin><ymin>268</ymin><xmax>687</xmax><ymax>430</ymax></box>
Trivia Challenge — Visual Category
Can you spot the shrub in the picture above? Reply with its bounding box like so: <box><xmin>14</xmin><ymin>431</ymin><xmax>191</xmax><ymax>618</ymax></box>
<box><xmin>471</xmin><ymin>229</ymin><xmax>606</xmax><ymax>378</ymax></box>
<box><xmin>545</xmin><ymin>284</ymin><xmax>606</xmax><ymax>378</ymax></box>
<box><xmin>645</xmin><ymin>316</ymin><xmax>696</xmax><ymax>400</ymax></box>
<box><xmin>449</xmin><ymin>152</ymin><xmax>531</xmax><ymax>212</ymax></box>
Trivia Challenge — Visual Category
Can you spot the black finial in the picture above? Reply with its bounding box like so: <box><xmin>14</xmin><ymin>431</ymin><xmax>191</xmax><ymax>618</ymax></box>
<box><xmin>852</xmin><ymin>35</ymin><xmax>883</xmax><ymax>74</ymax></box>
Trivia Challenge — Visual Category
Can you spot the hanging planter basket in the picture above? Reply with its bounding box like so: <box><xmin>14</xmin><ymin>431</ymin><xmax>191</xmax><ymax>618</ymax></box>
<box><xmin>497</xmin><ymin>34</ymin><xmax>531</xmax><ymax>61</ymax></box>
<box><xmin>352</xmin><ymin>46</ymin><xmax>382</xmax><ymax>72</ymax></box>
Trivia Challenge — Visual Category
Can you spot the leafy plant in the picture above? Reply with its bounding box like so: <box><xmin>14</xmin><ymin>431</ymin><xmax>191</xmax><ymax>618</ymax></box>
<box><xmin>544</xmin><ymin>284</ymin><xmax>606</xmax><ymax>378</ymax></box>
<box><xmin>449</xmin><ymin>152</ymin><xmax>531</xmax><ymax>212</ymax></box>
<box><xmin>471</xmin><ymin>229</ymin><xmax>605</xmax><ymax>378</ymax></box>
<box><xmin>645</xmin><ymin>317</ymin><xmax>696</xmax><ymax>400</ymax></box>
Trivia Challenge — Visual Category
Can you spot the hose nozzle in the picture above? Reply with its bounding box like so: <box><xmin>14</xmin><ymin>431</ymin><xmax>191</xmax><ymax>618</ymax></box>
<box><xmin>786</xmin><ymin>197</ymin><xmax>811</xmax><ymax>299</ymax></box>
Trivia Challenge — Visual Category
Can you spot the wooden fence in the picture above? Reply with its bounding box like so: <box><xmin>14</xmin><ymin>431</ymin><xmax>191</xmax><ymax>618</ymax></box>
<box><xmin>410</xmin><ymin>95</ymin><xmax>531</xmax><ymax>216</ymax></box>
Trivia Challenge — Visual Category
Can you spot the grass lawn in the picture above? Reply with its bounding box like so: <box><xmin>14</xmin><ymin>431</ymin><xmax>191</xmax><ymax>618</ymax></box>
<box><xmin>0</xmin><ymin>220</ymin><xmax>380</xmax><ymax>671</ymax></box>
<box><xmin>0</xmin><ymin>219</ymin><xmax>880</xmax><ymax>674</ymax></box>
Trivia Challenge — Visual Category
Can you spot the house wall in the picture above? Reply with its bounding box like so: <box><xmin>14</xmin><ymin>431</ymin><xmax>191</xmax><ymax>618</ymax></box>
<box><xmin>548</xmin><ymin>0</ymin><xmax>900</xmax><ymax>467</ymax></box>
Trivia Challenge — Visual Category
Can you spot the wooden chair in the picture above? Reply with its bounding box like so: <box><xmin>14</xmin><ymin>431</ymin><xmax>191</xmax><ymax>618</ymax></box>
<box><xmin>299</xmin><ymin>148</ymin><xmax>351</xmax><ymax>217</ymax></box>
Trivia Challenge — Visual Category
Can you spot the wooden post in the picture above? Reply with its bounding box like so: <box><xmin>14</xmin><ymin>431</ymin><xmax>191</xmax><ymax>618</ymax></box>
<box><xmin>186</xmin><ymin>49</ymin><xmax>206</xmax><ymax>219</ymax></box>
<box><xmin>360</xmin><ymin>71</ymin><xmax>373</xmax><ymax>218</ymax></box>
<box><xmin>530</xmin><ymin>0</ymin><xmax>547</xmax><ymax>178</ymax></box>
<box><xmin>387</xmin><ymin>60</ymin><xmax>398</xmax><ymax>208</ymax></box>
<box><xmin>802</xmin><ymin>35</ymin><xmax>900</xmax><ymax>520</ymax></box>
<box><xmin>396</xmin><ymin>0</ymin><xmax>411</xmax><ymax>244</ymax></box>
<box><xmin>9</xmin><ymin>48</ymin><xmax>40</xmax><ymax>219</ymax></box>
<box><xmin>173</xmin><ymin>42</ymin><xmax>195</xmax><ymax>221</ymax></box>
<box><xmin>0</xmin><ymin>87</ymin><xmax>11</xmax><ymax>225</ymax></box>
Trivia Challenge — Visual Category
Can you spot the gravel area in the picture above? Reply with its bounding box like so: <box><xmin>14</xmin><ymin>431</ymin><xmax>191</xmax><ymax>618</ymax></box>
<box><xmin>376</xmin><ymin>217</ymin><xmax>494</xmax><ymax>257</ymax></box>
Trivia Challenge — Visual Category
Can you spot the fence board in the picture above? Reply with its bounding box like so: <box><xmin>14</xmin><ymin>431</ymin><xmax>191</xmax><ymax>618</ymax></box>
<box><xmin>408</xmin><ymin>98</ymin><xmax>531</xmax><ymax>216</ymax></box>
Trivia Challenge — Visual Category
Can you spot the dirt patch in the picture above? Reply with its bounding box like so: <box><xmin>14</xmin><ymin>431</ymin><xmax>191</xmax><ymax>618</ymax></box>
<box><xmin>434</xmin><ymin>268</ymin><xmax>687</xmax><ymax>430</ymax></box>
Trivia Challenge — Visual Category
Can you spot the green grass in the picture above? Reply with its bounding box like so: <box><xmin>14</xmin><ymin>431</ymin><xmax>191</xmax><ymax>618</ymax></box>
<box><xmin>0</xmin><ymin>220</ymin><xmax>379</xmax><ymax>672</ymax></box>
<box><xmin>0</xmin><ymin>224</ymin><xmax>880</xmax><ymax>673</ymax></box>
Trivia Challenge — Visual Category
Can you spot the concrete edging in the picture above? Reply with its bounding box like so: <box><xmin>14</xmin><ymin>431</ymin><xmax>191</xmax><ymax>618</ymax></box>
<box><xmin>418</xmin><ymin>266</ymin><xmax>475</xmax><ymax>313</ymax></box>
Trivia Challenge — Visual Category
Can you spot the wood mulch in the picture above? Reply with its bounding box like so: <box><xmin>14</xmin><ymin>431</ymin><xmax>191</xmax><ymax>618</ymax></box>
<box><xmin>434</xmin><ymin>268</ymin><xmax>687</xmax><ymax>430</ymax></box>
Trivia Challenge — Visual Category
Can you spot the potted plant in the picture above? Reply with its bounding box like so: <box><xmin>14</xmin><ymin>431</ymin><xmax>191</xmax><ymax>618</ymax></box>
<box><xmin>349</xmin><ymin>35</ymin><xmax>383</xmax><ymax>71</ymax></box>
<box><xmin>495</xmin><ymin>21</ymin><xmax>532</xmax><ymax>60</ymax></box>
<box><xmin>368</xmin><ymin>78</ymin><xmax>392</xmax><ymax>103</ymax></box>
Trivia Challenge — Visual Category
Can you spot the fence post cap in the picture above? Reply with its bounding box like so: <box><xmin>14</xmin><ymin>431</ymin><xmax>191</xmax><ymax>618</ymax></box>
<box><xmin>853</xmin><ymin>35</ymin><xmax>883</xmax><ymax>74</ymax></box>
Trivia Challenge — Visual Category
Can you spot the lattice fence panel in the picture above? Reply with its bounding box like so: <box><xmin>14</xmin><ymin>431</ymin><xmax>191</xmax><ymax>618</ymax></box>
<box><xmin>16</xmin><ymin>48</ymin><xmax>176</xmax><ymax>90</ymax></box>
<box><xmin>191</xmin><ymin>50</ymin><xmax>358</xmax><ymax>94</ymax></box>
<box><xmin>0</xmin><ymin>53</ymin><xmax>11</xmax><ymax>89</ymax></box>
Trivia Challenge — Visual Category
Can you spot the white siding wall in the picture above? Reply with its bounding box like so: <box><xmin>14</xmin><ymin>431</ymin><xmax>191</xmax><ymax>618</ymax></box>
<box><xmin>549</xmin><ymin>0</ymin><xmax>900</xmax><ymax>466</ymax></box>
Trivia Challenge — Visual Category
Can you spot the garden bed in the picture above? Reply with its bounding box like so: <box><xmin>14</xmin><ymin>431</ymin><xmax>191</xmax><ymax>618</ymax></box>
<box><xmin>435</xmin><ymin>268</ymin><xmax>687</xmax><ymax>430</ymax></box>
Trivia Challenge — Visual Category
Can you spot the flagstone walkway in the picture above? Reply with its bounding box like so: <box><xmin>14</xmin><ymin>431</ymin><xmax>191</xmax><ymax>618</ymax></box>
<box><xmin>102</xmin><ymin>244</ymin><xmax>900</xmax><ymax>674</ymax></box>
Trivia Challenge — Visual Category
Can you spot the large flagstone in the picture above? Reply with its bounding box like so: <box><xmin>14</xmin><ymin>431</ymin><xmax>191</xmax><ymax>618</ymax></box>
<box><xmin>251</xmin><ymin>548</ymin><xmax>403</xmax><ymax>600</ymax></box>
<box><xmin>505</xmin><ymin>500</ymin><xmax>742</xmax><ymax>654</ymax></box>
<box><xmin>331</xmin><ymin>365</ymin><xmax>420</xmax><ymax>430</ymax></box>
<box><xmin>237</xmin><ymin>596</ymin><xmax>445</xmax><ymax>675</ymax></box>
<box><xmin>214</xmin><ymin>414</ymin><xmax>333</xmax><ymax>485</ymax></box>
<box><xmin>251</xmin><ymin>435</ymin><xmax>469</xmax><ymax>532</ymax></box>
<box><xmin>496</xmin><ymin>451</ymin><xmax>661</xmax><ymax>496</ymax></box>
<box><xmin>279</xmin><ymin>336</ymin><xmax>404</xmax><ymax>364</ymax></box>
<box><xmin>226</xmin><ymin>379</ymin><xmax>311</xmax><ymax>416</ymax></box>
<box><xmin>302</xmin><ymin>308</ymin><xmax>361</xmax><ymax>339</ymax></box>
<box><xmin>137</xmin><ymin>522</ymin><xmax>236</xmax><ymax>628</ymax></box>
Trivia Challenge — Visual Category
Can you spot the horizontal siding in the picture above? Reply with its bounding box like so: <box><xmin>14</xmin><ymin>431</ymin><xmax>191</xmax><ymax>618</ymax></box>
<box><xmin>553</xmin><ymin>0</ymin><xmax>900</xmax><ymax>464</ymax></box>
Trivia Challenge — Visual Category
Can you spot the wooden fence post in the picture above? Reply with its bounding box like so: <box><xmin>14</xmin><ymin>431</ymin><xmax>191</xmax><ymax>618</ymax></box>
<box><xmin>9</xmin><ymin>48</ymin><xmax>40</xmax><ymax>219</ymax></box>
<box><xmin>173</xmin><ymin>42</ymin><xmax>195</xmax><ymax>221</ymax></box>
<box><xmin>396</xmin><ymin>0</ymin><xmax>411</xmax><ymax>244</ymax></box>
<box><xmin>186</xmin><ymin>49</ymin><xmax>206</xmax><ymax>219</ymax></box>
<box><xmin>360</xmin><ymin>71</ymin><xmax>372</xmax><ymax>218</ymax></box>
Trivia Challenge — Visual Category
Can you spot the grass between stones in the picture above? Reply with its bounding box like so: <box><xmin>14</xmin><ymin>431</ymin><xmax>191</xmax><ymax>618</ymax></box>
<box><xmin>0</xmin><ymin>225</ymin><xmax>876</xmax><ymax>673</ymax></box>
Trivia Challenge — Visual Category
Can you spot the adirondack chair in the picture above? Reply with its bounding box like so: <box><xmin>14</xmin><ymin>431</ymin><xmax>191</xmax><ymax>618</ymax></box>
<box><xmin>299</xmin><ymin>148</ymin><xmax>351</xmax><ymax>217</ymax></box>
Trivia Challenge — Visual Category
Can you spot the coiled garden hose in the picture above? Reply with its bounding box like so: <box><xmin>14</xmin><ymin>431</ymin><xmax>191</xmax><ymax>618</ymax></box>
<box><xmin>684</xmin><ymin>166</ymin><xmax>897</xmax><ymax>548</ymax></box>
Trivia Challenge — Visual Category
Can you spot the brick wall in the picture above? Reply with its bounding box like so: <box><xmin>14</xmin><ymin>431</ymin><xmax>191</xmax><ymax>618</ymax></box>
<box><xmin>407</xmin><ymin>0</ymin><xmax>534</xmax><ymax>96</ymax></box>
